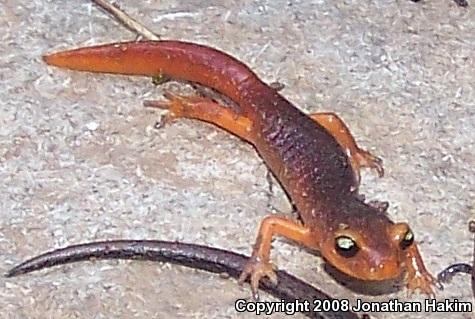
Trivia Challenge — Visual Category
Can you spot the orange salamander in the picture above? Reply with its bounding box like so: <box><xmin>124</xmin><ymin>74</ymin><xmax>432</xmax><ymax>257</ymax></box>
<box><xmin>41</xmin><ymin>40</ymin><xmax>438</xmax><ymax>297</ymax></box>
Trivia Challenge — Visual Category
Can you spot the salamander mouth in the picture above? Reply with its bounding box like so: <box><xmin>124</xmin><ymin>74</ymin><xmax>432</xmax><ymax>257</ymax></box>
<box><xmin>327</xmin><ymin>256</ymin><xmax>403</xmax><ymax>282</ymax></box>
<box><xmin>355</xmin><ymin>262</ymin><xmax>403</xmax><ymax>281</ymax></box>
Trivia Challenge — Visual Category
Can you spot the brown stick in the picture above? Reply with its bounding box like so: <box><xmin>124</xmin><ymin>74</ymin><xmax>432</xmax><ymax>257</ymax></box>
<box><xmin>91</xmin><ymin>0</ymin><xmax>160</xmax><ymax>40</ymax></box>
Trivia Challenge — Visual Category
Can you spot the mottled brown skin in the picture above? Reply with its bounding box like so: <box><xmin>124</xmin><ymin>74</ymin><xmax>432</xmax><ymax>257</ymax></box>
<box><xmin>42</xmin><ymin>40</ymin><xmax>438</xmax><ymax>297</ymax></box>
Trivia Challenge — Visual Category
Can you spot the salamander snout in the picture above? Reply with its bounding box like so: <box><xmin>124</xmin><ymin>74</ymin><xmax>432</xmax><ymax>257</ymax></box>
<box><xmin>365</xmin><ymin>252</ymin><xmax>403</xmax><ymax>280</ymax></box>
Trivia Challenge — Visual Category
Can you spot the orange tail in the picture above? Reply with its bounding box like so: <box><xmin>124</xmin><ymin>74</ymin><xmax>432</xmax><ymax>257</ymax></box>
<box><xmin>44</xmin><ymin>40</ymin><xmax>262</xmax><ymax>105</ymax></box>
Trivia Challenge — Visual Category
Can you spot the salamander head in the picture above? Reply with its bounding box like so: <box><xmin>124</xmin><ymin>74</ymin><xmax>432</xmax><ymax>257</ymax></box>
<box><xmin>319</xmin><ymin>218</ymin><xmax>414</xmax><ymax>281</ymax></box>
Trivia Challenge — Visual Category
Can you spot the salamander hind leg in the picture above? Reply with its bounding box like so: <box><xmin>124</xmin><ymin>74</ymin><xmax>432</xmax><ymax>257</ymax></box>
<box><xmin>144</xmin><ymin>92</ymin><xmax>254</xmax><ymax>143</ymax></box>
<box><xmin>238</xmin><ymin>215</ymin><xmax>316</xmax><ymax>299</ymax></box>
<box><xmin>310</xmin><ymin>112</ymin><xmax>384</xmax><ymax>187</ymax></box>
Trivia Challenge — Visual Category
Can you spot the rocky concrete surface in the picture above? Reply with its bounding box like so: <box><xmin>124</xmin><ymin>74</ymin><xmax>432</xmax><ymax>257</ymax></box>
<box><xmin>1</xmin><ymin>1</ymin><xmax>474</xmax><ymax>318</ymax></box>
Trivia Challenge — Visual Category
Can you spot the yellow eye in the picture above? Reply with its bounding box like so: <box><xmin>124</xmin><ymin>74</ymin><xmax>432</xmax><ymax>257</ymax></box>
<box><xmin>335</xmin><ymin>236</ymin><xmax>359</xmax><ymax>258</ymax></box>
<box><xmin>400</xmin><ymin>230</ymin><xmax>414</xmax><ymax>250</ymax></box>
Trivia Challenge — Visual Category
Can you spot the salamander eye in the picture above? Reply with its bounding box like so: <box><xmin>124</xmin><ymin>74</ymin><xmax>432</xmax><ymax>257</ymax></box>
<box><xmin>400</xmin><ymin>230</ymin><xmax>414</xmax><ymax>250</ymax></box>
<box><xmin>335</xmin><ymin>236</ymin><xmax>359</xmax><ymax>258</ymax></box>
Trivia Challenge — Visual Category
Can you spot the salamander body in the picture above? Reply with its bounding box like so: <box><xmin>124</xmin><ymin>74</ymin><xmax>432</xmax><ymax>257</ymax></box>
<box><xmin>41</xmin><ymin>40</ymin><xmax>437</xmax><ymax>296</ymax></box>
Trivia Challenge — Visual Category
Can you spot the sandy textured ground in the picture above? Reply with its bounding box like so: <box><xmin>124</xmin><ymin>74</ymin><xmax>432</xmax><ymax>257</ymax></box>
<box><xmin>1</xmin><ymin>0</ymin><xmax>474</xmax><ymax>318</ymax></box>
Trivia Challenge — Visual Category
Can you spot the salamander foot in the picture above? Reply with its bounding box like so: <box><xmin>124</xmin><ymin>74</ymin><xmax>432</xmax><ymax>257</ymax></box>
<box><xmin>238</xmin><ymin>256</ymin><xmax>278</xmax><ymax>300</ymax></box>
<box><xmin>406</xmin><ymin>271</ymin><xmax>440</xmax><ymax>298</ymax></box>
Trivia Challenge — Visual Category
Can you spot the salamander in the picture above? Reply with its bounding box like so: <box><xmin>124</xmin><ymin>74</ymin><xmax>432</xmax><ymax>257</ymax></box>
<box><xmin>38</xmin><ymin>40</ymin><xmax>438</xmax><ymax>297</ymax></box>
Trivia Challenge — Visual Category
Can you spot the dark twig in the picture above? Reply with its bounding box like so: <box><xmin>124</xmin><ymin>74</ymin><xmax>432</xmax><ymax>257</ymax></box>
<box><xmin>453</xmin><ymin>0</ymin><xmax>468</xmax><ymax>7</ymax></box>
<box><xmin>437</xmin><ymin>263</ymin><xmax>472</xmax><ymax>284</ymax></box>
<box><xmin>437</xmin><ymin>221</ymin><xmax>475</xmax><ymax>299</ymax></box>
<box><xmin>410</xmin><ymin>0</ymin><xmax>468</xmax><ymax>7</ymax></box>
<box><xmin>6</xmin><ymin>240</ymin><xmax>362</xmax><ymax>319</ymax></box>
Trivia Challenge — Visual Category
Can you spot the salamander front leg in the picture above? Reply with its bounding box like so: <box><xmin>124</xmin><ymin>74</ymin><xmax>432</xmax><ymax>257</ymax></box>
<box><xmin>144</xmin><ymin>92</ymin><xmax>254</xmax><ymax>143</ymax></box>
<box><xmin>309</xmin><ymin>112</ymin><xmax>384</xmax><ymax>188</ymax></box>
<box><xmin>238</xmin><ymin>216</ymin><xmax>316</xmax><ymax>299</ymax></box>
<box><xmin>404</xmin><ymin>244</ymin><xmax>440</xmax><ymax>297</ymax></box>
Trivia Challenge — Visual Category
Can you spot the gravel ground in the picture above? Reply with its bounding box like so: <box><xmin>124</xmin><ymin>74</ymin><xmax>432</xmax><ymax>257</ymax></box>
<box><xmin>1</xmin><ymin>1</ymin><xmax>474</xmax><ymax>318</ymax></box>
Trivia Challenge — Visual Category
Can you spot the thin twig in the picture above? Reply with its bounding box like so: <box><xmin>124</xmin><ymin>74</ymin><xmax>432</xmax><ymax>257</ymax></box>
<box><xmin>91</xmin><ymin>0</ymin><xmax>160</xmax><ymax>40</ymax></box>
